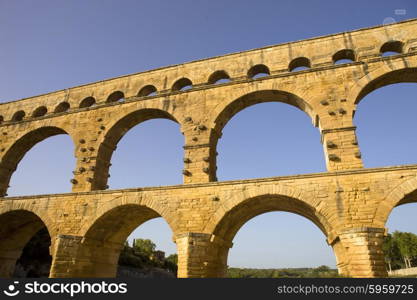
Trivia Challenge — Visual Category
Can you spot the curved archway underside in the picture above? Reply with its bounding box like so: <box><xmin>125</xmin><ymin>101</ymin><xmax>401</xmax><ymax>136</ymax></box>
<box><xmin>0</xmin><ymin>127</ymin><xmax>70</xmax><ymax>197</ymax></box>
<box><xmin>355</xmin><ymin>68</ymin><xmax>417</xmax><ymax>104</ymax></box>
<box><xmin>93</xmin><ymin>109</ymin><xmax>180</xmax><ymax>190</ymax></box>
<box><xmin>213</xmin><ymin>90</ymin><xmax>315</xmax><ymax>135</ymax></box>
<box><xmin>212</xmin><ymin>195</ymin><xmax>330</xmax><ymax>243</ymax></box>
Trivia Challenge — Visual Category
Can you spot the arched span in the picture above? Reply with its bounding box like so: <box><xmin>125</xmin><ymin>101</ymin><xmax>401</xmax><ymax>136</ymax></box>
<box><xmin>208</xmin><ymin>70</ymin><xmax>230</xmax><ymax>84</ymax></box>
<box><xmin>81</xmin><ymin>203</ymin><xmax>174</xmax><ymax>244</ymax></box>
<box><xmin>93</xmin><ymin>108</ymin><xmax>180</xmax><ymax>190</ymax></box>
<box><xmin>374</xmin><ymin>176</ymin><xmax>417</xmax><ymax>228</ymax></box>
<box><xmin>208</xmin><ymin>90</ymin><xmax>317</xmax><ymax>182</ymax></box>
<box><xmin>211</xmin><ymin>89</ymin><xmax>316</xmax><ymax>138</ymax></box>
<box><xmin>348</xmin><ymin>63</ymin><xmax>417</xmax><ymax>106</ymax></box>
<box><xmin>206</xmin><ymin>191</ymin><xmax>334</xmax><ymax>245</ymax></box>
<box><xmin>0</xmin><ymin>209</ymin><xmax>52</xmax><ymax>278</ymax></box>
<box><xmin>75</xmin><ymin>203</ymin><xmax>175</xmax><ymax>277</ymax></box>
<box><xmin>0</xmin><ymin>126</ymin><xmax>72</xmax><ymax>197</ymax></box>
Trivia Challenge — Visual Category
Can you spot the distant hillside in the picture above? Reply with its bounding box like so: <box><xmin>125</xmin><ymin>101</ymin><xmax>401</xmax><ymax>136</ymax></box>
<box><xmin>227</xmin><ymin>266</ymin><xmax>339</xmax><ymax>278</ymax></box>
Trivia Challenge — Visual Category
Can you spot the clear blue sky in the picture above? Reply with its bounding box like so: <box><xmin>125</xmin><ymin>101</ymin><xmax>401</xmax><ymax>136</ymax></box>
<box><xmin>1</xmin><ymin>0</ymin><xmax>417</xmax><ymax>269</ymax></box>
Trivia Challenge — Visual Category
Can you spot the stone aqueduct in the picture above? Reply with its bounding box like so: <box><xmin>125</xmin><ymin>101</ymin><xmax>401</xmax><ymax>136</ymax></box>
<box><xmin>1</xmin><ymin>19</ymin><xmax>417</xmax><ymax>278</ymax></box>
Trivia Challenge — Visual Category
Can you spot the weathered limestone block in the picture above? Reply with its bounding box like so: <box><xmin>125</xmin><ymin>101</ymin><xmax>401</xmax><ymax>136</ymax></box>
<box><xmin>50</xmin><ymin>235</ymin><xmax>123</xmax><ymax>278</ymax></box>
<box><xmin>176</xmin><ymin>233</ymin><xmax>231</xmax><ymax>278</ymax></box>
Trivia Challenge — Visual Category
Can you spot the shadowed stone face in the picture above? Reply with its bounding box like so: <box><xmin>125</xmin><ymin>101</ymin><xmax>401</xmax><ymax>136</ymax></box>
<box><xmin>0</xmin><ymin>19</ymin><xmax>417</xmax><ymax>278</ymax></box>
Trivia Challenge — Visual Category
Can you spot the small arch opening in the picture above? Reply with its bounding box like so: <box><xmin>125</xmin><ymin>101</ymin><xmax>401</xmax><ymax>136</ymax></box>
<box><xmin>107</xmin><ymin>91</ymin><xmax>125</xmax><ymax>103</ymax></box>
<box><xmin>171</xmin><ymin>78</ymin><xmax>193</xmax><ymax>92</ymax></box>
<box><xmin>333</xmin><ymin>49</ymin><xmax>355</xmax><ymax>64</ymax></box>
<box><xmin>0</xmin><ymin>115</ymin><xmax>4</xmax><ymax>124</ymax></box>
<box><xmin>289</xmin><ymin>57</ymin><xmax>311</xmax><ymax>72</ymax></box>
<box><xmin>12</xmin><ymin>110</ymin><xmax>25</xmax><ymax>122</ymax></box>
<box><xmin>54</xmin><ymin>102</ymin><xmax>70</xmax><ymax>113</ymax></box>
<box><xmin>208</xmin><ymin>70</ymin><xmax>231</xmax><ymax>84</ymax></box>
<box><xmin>79</xmin><ymin>97</ymin><xmax>96</xmax><ymax>108</ymax></box>
<box><xmin>138</xmin><ymin>85</ymin><xmax>157</xmax><ymax>97</ymax></box>
<box><xmin>31</xmin><ymin>106</ymin><xmax>48</xmax><ymax>118</ymax></box>
<box><xmin>380</xmin><ymin>41</ymin><xmax>403</xmax><ymax>57</ymax></box>
<box><xmin>247</xmin><ymin>64</ymin><xmax>270</xmax><ymax>79</ymax></box>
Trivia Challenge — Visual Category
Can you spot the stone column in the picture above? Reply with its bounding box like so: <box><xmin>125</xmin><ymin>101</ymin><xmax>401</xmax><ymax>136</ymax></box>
<box><xmin>176</xmin><ymin>233</ymin><xmax>232</xmax><ymax>278</ymax></box>
<box><xmin>181</xmin><ymin>126</ymin><xmax>219</xmax><ymax>184</ymax></box>
<box><xmin>338</xmin><ymin>227</ymin><xmax>387</xmax><ymax>278</ymax></box>
<box><xmin>321</xmin><ymin>126</ymin><xmax>363</xmax><ymax>171</ymax></box>
<box><xmin>0</xmin><ymin>164</ymin><xmax>14</xmax><ymax>197</ymax></box>
<box><xmin>49</xmin><ymin>235</ymin><xmax>123</xmax><ymax>278</ymax></box>
<box><xmin>70</xmin><ymin>136</ymin><xmax>105</xmax><ymax>192</ymax></box>
<box><xmin>329</xmin><ymin>237</ymin><xmax>351</xmax><ymax>276</ymax></box>
<box><xmin>183</xmin><ymin>144</ymin><xmax>216</xmax><ymax>183</ymax></box>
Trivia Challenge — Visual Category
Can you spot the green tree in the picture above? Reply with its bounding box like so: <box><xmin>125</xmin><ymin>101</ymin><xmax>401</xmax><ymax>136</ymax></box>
<box><xmin>383</xmin><ymin>234</ymin><xmax>396</xmax><ymax>272</ymax></box>
<box><xmin>166</xmin><ymin>254</ymin><xmax>178</xmax><ymax>265</ymax></box>
<box><xmin>394</xmin><ymin>231</ymin><xmax>417</xmax><ymax>268</ymax></box>
<box><xmin>133</xmin><ymin>238</ymin><xmax>156</xmax><ymax>257</ymax></box>
<box><xmin>384</xmin><ymin>231</ymin><xmax>417</xmax><ymax>270</ymax></box>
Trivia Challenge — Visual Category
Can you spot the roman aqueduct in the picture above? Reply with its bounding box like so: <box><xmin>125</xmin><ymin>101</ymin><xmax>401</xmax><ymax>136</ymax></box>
<box><xmin>1</xmin><ymin>19</ymin><xmax>417</xmax><ymax>278</ymax></box>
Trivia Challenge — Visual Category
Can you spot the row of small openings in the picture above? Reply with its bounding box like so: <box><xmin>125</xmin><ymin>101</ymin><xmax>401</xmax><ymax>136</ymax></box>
<box><xmin>128</xmin><ymin>41</ymin><xmax>406</xmax><ymax>93</ymax></box>
<box><xmin>6</xmin><ymin>101</ymin><xmax>72</xmax><ymax>123</ymax></box>
<box><xmin>1</xmin><ymin>41</ymin><xmax>406</xmax><ymax>124</ymax></box>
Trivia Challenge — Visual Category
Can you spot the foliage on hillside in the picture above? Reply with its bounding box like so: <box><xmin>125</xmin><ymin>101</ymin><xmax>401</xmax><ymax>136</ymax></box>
<box><xmin>118</xmin><ymin>239</ymin><xmax>178</xmax><ymax>276</ymax></box>
<box><xmin>383</xmin><ymin>231</ymin><xmax>417</xmax><ymax>271</ymax></box>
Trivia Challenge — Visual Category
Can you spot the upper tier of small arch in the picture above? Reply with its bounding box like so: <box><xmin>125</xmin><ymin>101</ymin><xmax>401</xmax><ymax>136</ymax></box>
<box><xmin>0</xmin><ymin>18</ymin><xmax>416</xmax><ymax>123</ymax></box>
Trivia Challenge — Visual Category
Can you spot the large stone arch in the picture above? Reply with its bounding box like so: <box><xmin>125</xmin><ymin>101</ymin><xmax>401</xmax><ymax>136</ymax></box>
<box><xmin>199</xmin><ymin>185</ymin><xmax>338</xmax><ymax>277</ymax></box>
<box><xmin>0</xmin><ymin>126</ymin><xmax>74</xmax><ymax>197</ymax></box>
<box><xmin>347</xmin><ymin>56</ymin><xmax>417</xmax><ymax>110</ymax></box>
<box><xmin>374</xmin><ymin>176</ymin><xmax>417</xmax><ymax>228</ymax></box>
<box><xmin>64</xmin><ymin>200</ymin><xmax>176</xmax><ymax>277</ymax></box>
<box><xmin>207</xmin><ymin>89</ymin><xmax>318</xmax><ymax>181</ymax></box>
<box><xmin>205</xmin><ymin>185</ymin><xmax>335</xmax><ymax>242</ymax></box>
<box><xmin>209</xmin><ymin>89</ymin><xmax>316</xmax><ymax>137</ymax></box>
<box><xmin>92</xmin><ymin>107</ymin><xmax>182</xmax><ymax>190</ymax></box>
<box><xmin>78</xmin><ymin>195</ymin><xmax>177</xmax><ymax>238</ymax></box>
<box><xmin>0</xmin><ymin>208</ymin><xmax>53</xmax><ymax>278</ymax></box>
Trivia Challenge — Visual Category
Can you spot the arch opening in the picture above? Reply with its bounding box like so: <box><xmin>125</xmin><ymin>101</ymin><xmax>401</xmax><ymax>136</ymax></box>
<box><xmin>79</xmin><ymin>97</ymin><xmax>96</xmax><ymax>108</ymax></box>
<box><xmin>12</xmin><ymin>110</ymin><xmax>25</xmax><ymax>122</ymax></box>
<box><xmin>354</xmin><ymin>68</ymin><xmax>417</xmax><ymax>105</ymax></box>
<box><xmin>1</xmin><ymin>127</ymin><xmax>74</xmax><ymax>197</ymax></box>
<box><xmin>93</xmin><ymin>109</ymin><xmax>182</xmax><ymax>190</ymax></box>
<box><xmin>106</xmin><ymin>91</ymin><xmax>125</xmax><ymax>103</ymax></box>
<box><xmin>172</xmin><ymin>78</ymin><xmax>192</xmax><ymax>92</ymax></box>
<box><xmin>208</xmin><ymin>70</ymin><xmax>231</xmax><ymax>84</ymax></box>
<box><xmin>247</xmin><ymin>64</ymin><xmax>270</xmax><ymax>79</ymax></box>
<box><xmin>31</xmin><ymin>106</ymin><xmax>48</xmax><ymax>118</ymax></box>
<box><xmin>54</xmin><ymin>102</ymin><xmax>70</xmax><ymax>113</ymax></box>
<box><xmin>0</xmin><ymin>210</ymin><xmax>52</xmax><ymax>278</ymax></box>
<box><xmin>82</xmin><ymin>204</ymin><xmax>177</xmax><ymax>277</ymax></box>
<box><xmin>210</xmin><ymin>195</ymin><xmax>335</xmax><ymax>277</ymax></box>
<box><xmin>213</xmin><ymin>90</ymin><xmax>322</xmax><ymax>181</ymax></box>
<box><xmin>333</xmin><ymin>49</ymin><xmax>355</xmax><ymax>64</ymax></box>
<box><xmin>380</xmin><ymin>41</ymin><xmax>403</xmax><ymax>57</ymax></box>
<box><xmin>289</xmin><ymin>57</ymin><xmax>311</xmax><ymax>72</ymax></box>
<box><xmin>138</xmin><ymin>85</ymin><xmax>157</xmax><ymax>97</ymax></box>
<box><xmin>354</xmin><ymin>72</ymin><xmax>417</xmax><ymax>168</ymax></box>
